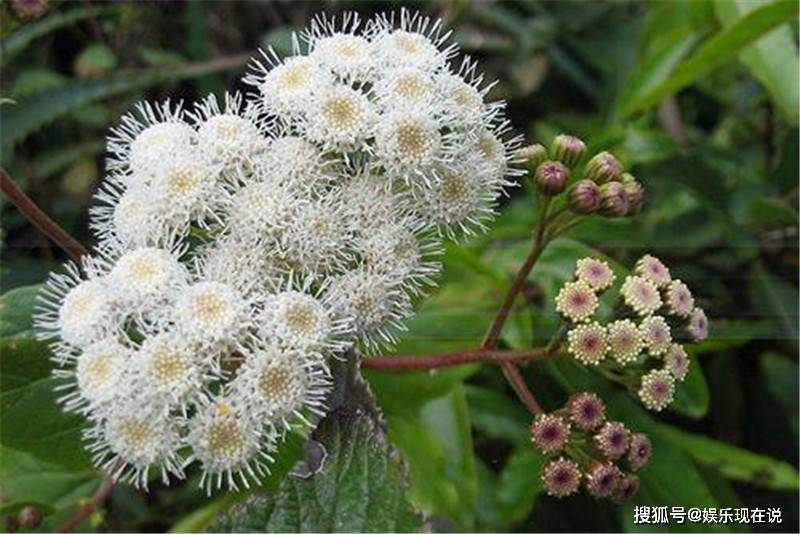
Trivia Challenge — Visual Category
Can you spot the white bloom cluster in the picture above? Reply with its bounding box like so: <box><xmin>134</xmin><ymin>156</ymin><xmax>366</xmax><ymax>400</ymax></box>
<box><xmin>35</xmin><ymin>9</ymin><xmax>518</xmax><ymax>493</ymax></box>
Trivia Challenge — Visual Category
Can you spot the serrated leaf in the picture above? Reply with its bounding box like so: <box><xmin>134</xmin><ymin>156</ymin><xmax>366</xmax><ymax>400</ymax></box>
<box><xmin>215</xmin><ymin>377</ymin><xmax>422</xmax><ymax>532</ymax></box>
<box><xmin>0</xmin><ymin>284</ymin><xmax>41</xmax><ymax>337</ymax></box>
<box><xmin>659</xmin><ymin>425</ymin><xmax>800</xmax><ymax>491</ymax></box>
<box><xmin>0</xmin><ymin>337</ymin><xmax>90</xmax><ymax>471</ymax></box>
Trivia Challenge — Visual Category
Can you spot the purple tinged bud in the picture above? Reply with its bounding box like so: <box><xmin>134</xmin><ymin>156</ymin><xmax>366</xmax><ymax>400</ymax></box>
<box><xmin>598</xmin><ymin>181</ymin><xmax>629</xmax><ymax>217</ymax></box>
<box><xmin>568</xmin><ymin>391</ymin><xmax>606</xmax><ymax>431</ymax></box>
<box><xmin>621</xmin><ymin>173</ymin><xmax>645</xmax><ymax>214</ymax></box>
<box><xmin>595</xmin><ymin>421</ymin><xmax>631</xmax><ymax>460</ymax></box>
<box><xmin>535</xmin><ymin>161</ymin><xmax>570</xmax><ymax>196</ymax></box>
<box><xmin>551</xmin><ymin>134</ymin><xmax>587</xmax><ymax>168</ymax></box>
<box><xmin>584</xmin><ymin>151</ymin><xmax>623</xmax><ymax>183</ymax></box>
<box><xmin>568</xmin><ymin>179</ymin><xmax>600</xmax><ymax>214</ymax></box>
<box><xmin>585</xmin><ymin>462</ymin><xmax>622</xmax><ymax>499</ymax></box>
<box><xmin>17</xmin><ymin>507</ymin><xmax>42</xmax><ymax>530</ymax></box>
<box><xmin>612</xmin><ymin>474</ymin><xmax>640</xmax><ymax>504</ymax></box>
<box><xmin>627</xmin><ymin>433</ymin><xmax>652</xmax><ymax>471</ymax></box>
<box><xmin>517</xmin><ymin>144</ymin><xmax>548</xmax><ymax>171</ymax></box>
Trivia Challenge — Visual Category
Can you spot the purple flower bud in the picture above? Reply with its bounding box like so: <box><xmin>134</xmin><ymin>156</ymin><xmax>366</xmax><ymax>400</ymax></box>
<box><xmin>568</xmin><ymin>391</ymin><xmax>606</xmax><ymax>431</ymax></box>
<box><xmin>595</xmin><ymin>421</ymin><xmax>631</xmax><ymax>460</ymax></box>
<box><xmin>535</xmin><ymin>161</ymin><xmax>570</xmax><ymax>196</ymax></box>
<box><xmin>627</xmin><ymin>433</ymin><xmax>652</xmax><ymax>471</ymax></box>
<box><xmin>516</xmin><ymin>143</ymin><xmax>548</xmax><ymax>171</ymax></box>
<box><xmin>551</xmin><ymin>134</ymin><xmax>587</xmax><ymax>168</ymax></box>
<box><xmin>612</xmin><ymin>474</ymin><xmax>640</xmax><ymax>504</ymax></box>
<box><xmin>568</xmin><ymin>179</ymin><xmax>600</xmax><ymax>214</ymax></box>
<box><xmin>584</xmin><ymin>151</ymin><xmax>623</xmax><ymax>183</ymax></box>
<box><xmin>531</xmin><ymin>414</ymin><xmax>571</xmax><ymax>454</ymax></box>
<box><xmin>621</xmin><ymin>173</ymin><xmax>645</xmax><ymax>214</ymax></box>
<box><xmin>598</xmin><ymin>181</ymin><xmax>629</xmax><ymax>217</ymax></box>
<box><xmin>585</xmin><ymin>462</ymin><xmax>622</xmax><ymax>499</ymax></box>
<box><xmin>541</xmin><ymin>457</ymin><xmax>582</xmax><ymax>498</ymax></box>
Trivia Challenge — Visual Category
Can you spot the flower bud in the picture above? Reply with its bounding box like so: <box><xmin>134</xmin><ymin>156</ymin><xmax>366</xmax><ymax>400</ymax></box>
<box><xmin>516</xmin><ymin>143</ymin><xmax>548</xmax><ymax>171</ymax></box>
<box><xmin>535</xmin><ymin>161</ymin><xmax>570</xmax><ymax>195</ymax></box>
<box><xmin>611</xmin><ymin>474</ymin><xmax>640</xmax><ymax>504</ymax></box>
<box><xmin>568</xmin><ymin>179</ymin><xmax>600</xmax><ymax>214</ymax></box>
<box><xmin>598</xmin><ymin>181</ymin><xmax>629</xmax><ymax>217</ymax></box>
<box><xmin>584</xmin><ymin>151</ymin><xmax>623</xmax><ymax>183</ymax></box>
<box><xmin>17</xmin><ymin>507</ymin><xmax>42</xmax><ymax>530</ymax></box>
<box><xmin>621</xmin><ymin>173</ymin><xmax>645</xmax><ymax>214</ymax></box>
<box><xmin>551</xmin><ymin>134</ymin><xmax>586</xmax><ymax>167</ymax></box>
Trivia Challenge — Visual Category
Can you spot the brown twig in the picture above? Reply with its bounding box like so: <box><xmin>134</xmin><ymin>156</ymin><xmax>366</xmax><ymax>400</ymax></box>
<box><xmin>1</xmin><ymin>167</ymin><xmax>87</xmax><ymax>262</ymax></box>
<box><xmin>361</xmin><ymin>347</ymin><xmax>549</xmax><ymax>370</ymax></box>
<box><xmin>58</xmin><ymin>460</ymin><xmax>123</xmax><ymax>533</ymax></box>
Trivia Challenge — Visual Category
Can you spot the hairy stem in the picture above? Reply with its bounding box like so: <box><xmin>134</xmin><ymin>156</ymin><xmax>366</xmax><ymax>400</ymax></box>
<box><xmin>1</xmin><ymin>167</ymin><xmax>87</xmax><ymax>262</ymax></box>
<box><xmin>58</xmin><ymin>460</ymin><xmax>123</xmax><ymax>533</ymax></box>
<box><xmin>361</xmin><ymin>347</ymin><xmax>549</xmax><ymax>370</ymax></box>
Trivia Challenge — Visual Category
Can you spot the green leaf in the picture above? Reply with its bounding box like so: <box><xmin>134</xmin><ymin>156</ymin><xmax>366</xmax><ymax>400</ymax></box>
<box><xmin>659</xmin><ymin>425</ymin><xmax>800</xmax><ymax>491</ymax></box>
<box><xmin>760</xmin><ymin>352</ymin><xmax>798</xmax><ymax>437</ymax></box>
<box><xmin>213</xmin><ymin>391</ymin><xmax>422</xmax><ymax>532</ymax></box>
<box><xmin>465</xmin><ymin>384</ymin><xmax>530</xmax><ymax>443</ymax></box>
<box><xmin>714</xmin><ymin>0</ymin><xmax>799</xmax><ymax>123</ymax></box>
<box><xmin>749</xmin><ymin>261</ymin><xmax>799</xmax><ymax>340</ymax></box>
<box><xmin>0</xmin><ymin>337</ymin><xmax>91</xmax><ymax>471</ymax></box>
<box><xmin>1</xmin><ymin>6</ymin><xmax>117</xmax><ymax>64</ymax></box>
<box><xmin>669</xmin><ymin>355</ymin><xmax>710</xmax><ymax>419</ymax></box>
<box><xmin>74</xmin><ymin>44</ymin><xmax>118</xmax><ymax>77</ymax></box>
<box><xmin>623</xmin><ymin>0</ymin><xmax>799</xmax><ymax>116</ymax></box>
<box><xmin>495</xmin><ymin>446</ymin><xmax>545</xmax><ymax>529</ymax></box>
<box><xmin>0</xmin><ymin>55</ymin><xmax>247</xmax><ymax>155</ymax></box>
<box><xmin>0</xmin><ymin>284</ymin><xmax>41</xmax><ymax>337</ymax></box>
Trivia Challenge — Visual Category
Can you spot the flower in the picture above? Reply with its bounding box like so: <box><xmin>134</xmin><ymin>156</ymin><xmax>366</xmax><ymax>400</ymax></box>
<box><xmin>664</xmin><ymin>279</ymin><xmax>694</xmax><ymax>318</ymax></box>
<box><xmin>598</xmin><ymin>181</ymin><xmax>629</xmax><ymax>217</ymax></box>
<box><xmin>639</xmin><ymin>315</ymin><xmax>672</xmax><ymax>356</ymax></box>
<box><xmin>534</xmin><ymin>161</ymin><xmax>570</xmax><ymax>195</ymax></box>
<box><xmin>638</xmin><ymin>369</ymin><xmax>675</xmax><ymax>412</ymax></box>
<box><xmin>259</xmin><ymin>289</ymin><xmax>346</xmax><ymax>353</ymax></box>
<box><xmin>374</xmin><ymin>110</ymin><xmax>442</xmax><ymax>183</ymax></box>
<box><xmin>574</xmin><ymin>258</ymin><xmax>615</xmax><ymax>292</ymax></box>
<box><xmin>541</xmin><ymin>457</ymin><xmax>582</xmax><ymax>498</ymax></box>
<box><xmin>517</xmin><ymin>143</ymin><xmax>548</xmax><ymax>170</ymax></box>
<box><xmin>607</xmin><ymin>319</ymin><xmax>643</xmax><ymax>365</ymax></box>
<box><xmin>186</xmin><ymin>401</ymin><xmax>274</xmax><ymax>493</ymax></box>
<box><xmin>627</xmin><ymin>433</ymin><xmax>652</xmax><ymax>471</ymax></box>
<box><xmin>688</xmin><ymin>307</ymin><xmax>709</xmax><ymax>341</ymax></box>
<box><xmin>171</xmin><ymin>281</ymin><xmax>250</xmax><ymax>347</ymax></box>
<box><xmin>305</xmin><ymin>85</ymin><xmax>374</xmax><ymax>150</ymax></box>
<box><xmin>248</xmin><ymin>55</ymin><xmax>329</xmax><ymax>117</ymax></box>
<box><xmin>551</xmin><ymin>134</ymin><xmax>586</xmax><ymax>168</ymax></box>
<box><xmin>595</xmin><ymin>421</ymin><xmax>630</xmax><ymax>460</ymax></box>
<box><xmin>566</xmin><ymin>322</ymin><xmax>607</xmax><ymax>365</ymax></box>
<box><xmin>530</xmin><ymin>414</ymin><xmax>571</xmax><ymax>454</ymax></box>
<box><xmin>635</xmin><ymin>254</ymin><xmax>671</xmax><ymax>288</ymax></box>
<box><xmin>567</xmin><ymin>179</ymin><xmax>600</xmax><ymax>214</ymax></box>
<box><xmin>555</xmin><ymin>281</ymin><xmax>599</xmax><ymax>322</ymax></box>
<box><xmin>108</xmin><ymin>247</ymin><xmax>188</xmax><ymax>311</ymax></box>
<box><xmin>585</xmin><ymin>462</ymin><xmax>621</xmax><ymax>499</ymax></box>
<box><xmin>621</xmin><ymin>173</ymin><xmax>645</xmax><ymax>214</ymax></box>
<box><xmin>663</xmin><ymin>343</ymin><xmax>690</xmax><ymax>382</ymax></box>
<box><xmin>611</xmin><ymin>474</ymin><xmax>640</xmax><ymax>504</ymax></box>
<box><xmin>567</xmin><ymin>391</ymin><xmax>606</xmax><ymax>431</ymax></box>
<box><xmin>134</xmin><ymin>333</ymin><xmax>212</xmax><ymax>408</ymax></box>
<box><xmin>620</xmin><ymin>275</ymin><xmax>662</xmax><ymax>316</ymax></box>
<box><xmin>584</xmin><ymin>151</ymin><xmax>622</xmax><ymax>183</ymax></box>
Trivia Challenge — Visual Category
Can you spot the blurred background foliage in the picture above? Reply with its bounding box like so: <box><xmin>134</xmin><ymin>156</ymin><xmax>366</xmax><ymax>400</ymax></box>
<box><xmin>0</xmin><ymin>0</ymin><xmax>798</xmax><ymax>532</ymax></box>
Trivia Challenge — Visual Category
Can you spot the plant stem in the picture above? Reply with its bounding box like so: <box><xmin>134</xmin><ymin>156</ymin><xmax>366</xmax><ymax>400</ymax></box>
<box><xmin>58</xmin><ymin>460</ymin><xmax>123</xmax><ymax>533</ymax></box>
<box><xmin>361</xmin><ymin>347</ymin><xmax>549</xmax><ymax>370</ymax></box>
<box><xmin>1</xmin><ymin>167</ymin><xmax>87</xmax><ymax>262</ymax></box>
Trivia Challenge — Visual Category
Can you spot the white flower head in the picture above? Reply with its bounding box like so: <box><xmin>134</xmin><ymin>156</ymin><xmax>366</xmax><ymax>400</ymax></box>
<box><xmin>248</xmin><ymin>52</ymin><xmax>331</xmax><ymax>118</ymax></box>
<box><xmin>375</xmin><ymin>110</ymin><xmax>442</xmax><ymax>184</ymax></box>
<box><xmin>223</xmin><ymin>180</ymin><xmax>303</xmax><ymax>242</ymax></box>
<box><xmin>107</xmin><ymin>100</ymin><xmax>196</xmax><ymax>177</ymax></box>
<box><xmin>108</xmin><ymin>246</ymin><xmax>188</xmax><ymax>311</ymax></box>
<box><xmin>259</xmin><ymin>288</ymin><xmax>348</xmax><ymax>353</ymax></box>
<box><xmin>340</xmin><ymin>169</ymin><xmax>410</xmax><ymax>234</ymax></box>
<box><xmin>87</xmin><ymin>402</ymin><xmax>184</xmax><ymax>488</ymax></box>
<box><xmin>148</xmin><ymin>151</ymin><xmax>222</xmax><ymax>227</ymax></box>
<box><xmin>252</xmin><ymin>135</ymin><xmax>336</xmax><ymax>196</ymax></box>
<box><xmin>36</xmin><ymin>265</ymin><xmax>120</xmax><ymax>348</ymax></box>
<box><xmin>229</xmin><ymin>342</ymin><xmax>331</xmax><ymax>429</ymax></box>
<box><xmin>195</xmin><ymin>234</ymin><xmax>283</xmax><ymax>295</ymax></box>
<box><xmin>373</xmin><ymin>67</ymin><xmax>436</xmax><ymax>109</ymax></box>
<box><xmin>435</xmin><ymin>69</ymin><xmax>486</xmax><ymax>129</ymax></box>
<box><xmin>304</xmin><ymin>84</ymin><xmax>374</xmax><ymax>150</ymax></box>
<box><xmin>186</xmin><ymin>400</ymin><xmax>275</xmax><ymax>493</ymax></box>
<box><xmin>368</xmin><ymin>9</ymin><xmax>456</xmax><ymax>72</ymax></box>
<box><xmin>307</xmin><ymin>13</ymin><xmax>373</xmax><ymax>82</ymax></box>
<box><xmin>171</xmin><ymin>281</ymin><xmax>252</xmax><ymax>347</ymax></box>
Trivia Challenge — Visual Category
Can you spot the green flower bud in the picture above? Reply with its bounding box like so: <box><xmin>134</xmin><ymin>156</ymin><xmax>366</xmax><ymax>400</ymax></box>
<box><xmin>568</xmin><ymin>179</ymin><xmax>600</xmax><ymax>214</ymax></box>
<box><xmin>516</xmin><ymin>143</ymin><xmax>548</xmax><ymax>171</ymax></box>
<box><xmin>535</xmin><ymin>161</ymin><xmax>570</xmax><ymax>196</ymax></box>
<box><xmin>598</xmin><ymin>181</ymin><xmax>629</xmax><ymax>217</ymax></box>
<box><xmin>551</xmin><ymin>134</ymin><xmax>586</xmax><ymax>167</ymax></box>
<box><xmin>584</xmin><ymin>151</ymin><xmax>623</xmax><ymax>183</ymax></box>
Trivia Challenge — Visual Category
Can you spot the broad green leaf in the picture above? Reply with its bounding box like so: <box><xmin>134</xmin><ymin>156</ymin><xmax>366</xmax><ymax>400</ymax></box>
<box><xmin>714</xmin><ymin>0</ymin><xmax>799</xmax><ymax>123</ymax></box>
<box><xmin>669</xmin><ymin>355</ymin><xmax>710</xmax><ymax>419</ymax></box>
<box><xmin>659</xmin><ymin>425</ymin><xmax>800</xmax><ymax>491</ymax></box>
<box><xmin>213</xmin><ymin>388</ymin><xmax>423</xmax><ymax>532</ymax></box>
<box><xmin>760</xmin><ymin>353</ymin><xmax>798</xmax><ymax>437</ymax></box>
<box><xmin>30</xmin><ymin>140</ymin><xmax>104</xmax><ymax>180</ymax></box>
<box><xmin>0</xmin><ymin>284</ymin><xmax>41</xmax><ymax>337</ymax></box>
<box><xmin>465</xmin><ymin>384</ymin><xmax>530</xmax><ymax>443</ymax></box>
<box><xmin>748</xmin><ymin>262</ymin><xmax>799</xmax><ymax>340</ymax></box>
<box><xmin>1</xmin><ymin>6</ymin><xmax>117</xmax><ymax>64</ymax></box>
<box><xmin>0</xmin><ymin>337</ymin><xmax>90</xmax><ymax>470</ymax></box>
<box><xmin>0</xmin><ymin>55</ymin><xmax>248</xmax><ymax>155</ymax></box>
<box><xmin>623</xmin><ymin>0</ymin><xmax>799</xmax><ymax>116</ymax></box>
<box><xmin>495</xmin><ymin>446</ymin><xmax>546</xmax><ymax>529</ymax></box>
<box><xmin>11</xmin><ymin>68</ymin><xmax>67</xmax><ymax>97</ymax></box>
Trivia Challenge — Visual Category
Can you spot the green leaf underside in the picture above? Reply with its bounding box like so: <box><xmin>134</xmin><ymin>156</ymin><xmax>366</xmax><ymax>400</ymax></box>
<box><xmin>0</xmin><ymin>284</ymin><xmax>41</xmax><ymax>338</ymax></box>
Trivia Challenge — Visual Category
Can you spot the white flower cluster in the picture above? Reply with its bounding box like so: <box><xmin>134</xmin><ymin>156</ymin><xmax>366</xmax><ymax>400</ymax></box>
<box><xmin>35</xmin><ymin>10</ymin><xmax>518</xmax><ymax>493</ymax></box>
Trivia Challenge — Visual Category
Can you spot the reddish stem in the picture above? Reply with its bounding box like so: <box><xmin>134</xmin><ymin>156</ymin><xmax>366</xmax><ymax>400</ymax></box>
<box><xmin>58</xmin><ymin>460</ymin><xmax>122</xmax><ymax>533</ymax></box>
<box><xmin>362</xmin><ymin>347</ymin><xmax>548</xmax><ymax>370</ymax></box>
<box><xmin>1</xmin><ymin>167</ymin><xmax>87</xmax><ymax>262</ymax></box>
